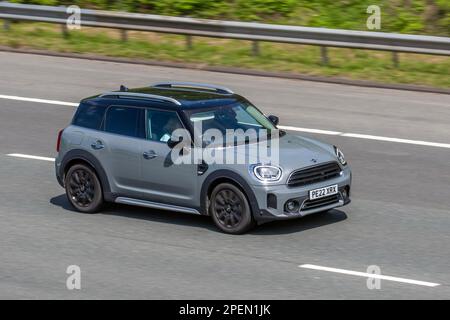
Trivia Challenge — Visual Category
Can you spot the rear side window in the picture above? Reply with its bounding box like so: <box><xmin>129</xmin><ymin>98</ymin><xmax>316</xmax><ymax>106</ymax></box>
<box><xmin>72</xmin><ymin>103</ymin><xmax>106</xmax><ymax>130</ymax></box>
<box><xmin>104</xmin><ymin>106</ymin><xmax>143</xmax><ymax>138</ymax></box>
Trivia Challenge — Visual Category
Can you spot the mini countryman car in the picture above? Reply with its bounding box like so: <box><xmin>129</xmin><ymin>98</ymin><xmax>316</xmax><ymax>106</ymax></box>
<box><xmin>56</xmin><ymin>82</ymin><xmax>351</xmax><ymax>234</ymax></box>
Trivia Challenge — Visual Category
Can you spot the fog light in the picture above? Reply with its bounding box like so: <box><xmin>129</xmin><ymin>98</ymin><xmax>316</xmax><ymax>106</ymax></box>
<box><xmin>285</xmin><ymin>200</ymin><xmax>300</xmax><ymax>213</ymax></box>
<box><xmin>342</xmin><ymin>188</ymin><xmax>348</xmax><ymax>199</ymax></box>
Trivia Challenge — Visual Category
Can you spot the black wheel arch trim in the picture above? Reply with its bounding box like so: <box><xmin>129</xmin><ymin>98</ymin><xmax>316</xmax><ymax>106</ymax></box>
<box><xmin>200</xmin><ymin>170</ymin><xmax>260</xmax><ymax>218</ymax></box>
<box><xmin>59</xmin><ymin>149</ymin><xmax>113</xmax><ymax>201</ymax></box>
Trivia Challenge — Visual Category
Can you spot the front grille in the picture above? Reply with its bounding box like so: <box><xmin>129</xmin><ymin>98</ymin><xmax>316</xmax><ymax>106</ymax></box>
<box><xmin>302</xmin><ymin>194</ymin><xmax>340</xmax><ymax>211</ymax></box>
<box><xmin>288</xmin><ymin>162</ymin><xmax>341</xmax><ymax>187</ymax></box>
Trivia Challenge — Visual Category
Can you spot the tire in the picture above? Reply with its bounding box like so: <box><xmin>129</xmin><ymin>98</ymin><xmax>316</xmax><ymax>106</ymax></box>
<box><xmin>65</xmin><ymin>163</ymin><xmax>104</xmax><ymax>213</ymax></box>
<box><xmin>210</xmin><ymin>183</ymin><xmax>255</xmax><ymax>234</ymax></box>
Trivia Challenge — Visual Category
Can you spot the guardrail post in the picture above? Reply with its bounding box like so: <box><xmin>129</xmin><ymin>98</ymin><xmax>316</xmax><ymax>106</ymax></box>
<box><xmin>185</xmin><ymin>35</ymin><xmax>193</xmax><ymax>50</ymax></box>
<box><xmin>320</xmin><ymin>46</ymin><xmax>329</xmax><ymax>65</ymax></box>
<box><xmin>3</xmin><ymin>19</ymin><xmax>10</xmax><ymax>31</ymax></box>
<box><xmin>120</xmin><ymin>29</ymin><xmax>128</xmax><ymax>42</ymax></box>
<box><xmin>392</xmin><ymin>52</ymin><xmax>399</xmax><ymax>68</ymax></box>
<box><xmin>252</xmin><ymin>41</ymin><xmax>260</xmax><ymax>56</ymax></box>
<box><xmin>61</xmin><ymin>24</ymin><xmax>69</xmax><ymax>38</ymax></box>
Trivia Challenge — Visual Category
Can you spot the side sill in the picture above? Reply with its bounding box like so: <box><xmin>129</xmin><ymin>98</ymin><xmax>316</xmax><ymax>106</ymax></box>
<box><xmin>115</xmin><ymin>197</ymin><xmax>201</xmax><ymax>215</ymax></box>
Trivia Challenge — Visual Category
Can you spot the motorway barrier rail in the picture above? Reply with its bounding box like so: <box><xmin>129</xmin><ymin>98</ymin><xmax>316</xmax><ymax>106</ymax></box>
<box><xmin>1</xmin><ymin>1</ymin><xmax>449</xmax><ymax>61</ymax></box>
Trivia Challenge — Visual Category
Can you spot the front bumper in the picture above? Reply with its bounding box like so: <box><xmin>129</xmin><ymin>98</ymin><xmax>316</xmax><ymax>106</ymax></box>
<box><xmin>251</xmin><ymin>166</ymin><xmax>352</xmax><ymax>223</ymax></box>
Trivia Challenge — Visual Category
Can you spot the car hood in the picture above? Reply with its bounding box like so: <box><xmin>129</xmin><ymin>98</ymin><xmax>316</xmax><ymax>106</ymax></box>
<box><xmin>231</xmin><ymin>132</ymin><xmax>338</xmax><ymax>174</ymax></box>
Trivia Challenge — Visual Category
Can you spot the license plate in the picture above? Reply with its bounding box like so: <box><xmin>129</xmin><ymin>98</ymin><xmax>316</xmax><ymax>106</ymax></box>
<box><xmin>309</xmin><ymin>184</ymin><xmax>338</xmax><ymax>200</ymax></box>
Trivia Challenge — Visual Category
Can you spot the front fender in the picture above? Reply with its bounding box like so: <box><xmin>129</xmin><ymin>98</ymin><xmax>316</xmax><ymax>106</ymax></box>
<box><xmin>200</xmin><ymin>169</ymin><xmax>261</xmax><ymax>219</ymax></box>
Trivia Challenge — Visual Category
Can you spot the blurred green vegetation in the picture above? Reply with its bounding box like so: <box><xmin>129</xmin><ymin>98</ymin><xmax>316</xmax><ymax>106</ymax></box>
<box><xmin>0</xmin><ymin>22</ymin><xmax>448</xmax><ymax>88</ymax></box>
<box><xmin>10</xmin><ymin>0</ymin><xmax>450</xmax><ymax>36</ymax></box>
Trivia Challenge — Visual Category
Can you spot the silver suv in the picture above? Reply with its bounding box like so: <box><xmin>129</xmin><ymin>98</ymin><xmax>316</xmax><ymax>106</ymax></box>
<box><xmin>55</xmin><ymin>82</ymin><xmax>351</xmax><ymax>234</ymax></box>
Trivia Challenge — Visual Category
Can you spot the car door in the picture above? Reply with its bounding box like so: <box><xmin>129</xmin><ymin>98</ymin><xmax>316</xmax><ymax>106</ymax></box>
<box><xmin>97</xmin><ymin>105</ymin><xmax>145</xmax><ymax>199</ymax></box>
<box><xmin>140</xmin><ymin>108</ymin><xmax>198</xmax><ymax>207</ymax></box>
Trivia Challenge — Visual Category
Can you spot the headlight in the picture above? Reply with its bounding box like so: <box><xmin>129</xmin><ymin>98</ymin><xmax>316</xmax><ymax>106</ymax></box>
<box><xmin>334</xmin><ymin>146</ymin><xmax>347</xmax><ymax>166</ymax></box>
<box><xmin>252</xmin><ymin>165</ymin><xmax>282</xmax><ymax>182</ymax></box>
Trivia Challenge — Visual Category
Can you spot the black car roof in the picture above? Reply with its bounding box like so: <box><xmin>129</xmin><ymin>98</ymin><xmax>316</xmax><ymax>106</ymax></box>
<box><xmin>85</xmin><ymin>85</ymin><xmax>245</xmax><ymax>110</ymax></box>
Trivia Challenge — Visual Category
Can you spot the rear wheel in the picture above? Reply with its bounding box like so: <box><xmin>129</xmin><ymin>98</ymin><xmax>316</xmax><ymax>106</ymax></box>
<box><xmin>65</xmin><ymin>164</ymin><xmax>103</xmax><ymax>213</ymax></box>
<box><xmin>210</xmin><ymin>183</ymin><xmax>255</xmax><ymax>234</ymax></box>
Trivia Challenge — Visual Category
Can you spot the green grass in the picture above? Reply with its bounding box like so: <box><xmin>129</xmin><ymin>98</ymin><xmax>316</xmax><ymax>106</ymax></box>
<box><xmin>1</xmin><ymin>22</ymin><xmax>449</xmax><ymax>88</ymax></box>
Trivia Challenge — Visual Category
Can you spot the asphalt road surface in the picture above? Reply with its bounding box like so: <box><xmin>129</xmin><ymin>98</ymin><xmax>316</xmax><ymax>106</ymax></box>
<box><xmin>0</xmin><ymin>51</ymin><xmax>449</xmax><ymax>299</ymax></box>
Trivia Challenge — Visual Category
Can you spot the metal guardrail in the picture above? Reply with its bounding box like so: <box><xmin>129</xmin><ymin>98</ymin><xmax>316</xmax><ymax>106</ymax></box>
<box><xmin>1</xmin><ymin>1</ymin><xmax>449</xmax><ymax>60</ymax></box>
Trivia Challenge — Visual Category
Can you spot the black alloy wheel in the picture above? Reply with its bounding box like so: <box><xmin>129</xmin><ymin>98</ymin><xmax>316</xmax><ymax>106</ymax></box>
<box><xmin>65</xmin><ymin>164</ymin><xmax>103</xmax><ymax>213</ymax></box>
<box><xmin>210</xmin><ymin>183</ymin><xmax>255</xmax><ymax>234</ymax></box>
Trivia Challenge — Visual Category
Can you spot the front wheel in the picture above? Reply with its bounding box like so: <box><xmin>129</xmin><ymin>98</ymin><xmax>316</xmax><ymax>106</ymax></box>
<box><xmin>210</xmin><ymin>183</ymin><xmax>255</xmax><ymax>234</ymax></box>
<box><xmin>65</xmin><ymin>164</ymin><xmax>104</xmax><ymax>213</ymax></box>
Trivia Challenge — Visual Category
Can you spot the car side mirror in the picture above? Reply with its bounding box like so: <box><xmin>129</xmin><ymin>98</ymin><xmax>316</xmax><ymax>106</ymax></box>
<box><xmin>268</xmin><ymin>115</ymin><xmax>279</xmax><ymax>126</ymax></box>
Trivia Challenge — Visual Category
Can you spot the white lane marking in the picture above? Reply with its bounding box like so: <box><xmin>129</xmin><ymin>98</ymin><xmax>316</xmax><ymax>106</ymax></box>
<box><xmin>0</xmin><ymin>94</ymin><xmax>78</xmax><ymax>107</ymax></box>
<box><xmin>278</xmin><ymin>125</ymin><xmax>342</xmax><ymax>135</ymax></box>
<box><xmin>7</xmin><ymin>153</ymin><xmax>55</xmax><ymax>162</ymax></box>
<box><xmin>299</xmin><ymin>264</ymin><xmax>440</xmax><ymax>287</ymax></box>
<box><xmin>1</xmin><ymin>94</ymin><xmax>449</xmax><ymax>150</ymax></box>
<box><xmin>278</xmin><ymin>126</ymin><xmax>450</xmax><ymax>149</ymax></box>
<box><xmin>341</xmin><ymin>133</ymin><xmax>450</xmax><ymax>149</ymax></box>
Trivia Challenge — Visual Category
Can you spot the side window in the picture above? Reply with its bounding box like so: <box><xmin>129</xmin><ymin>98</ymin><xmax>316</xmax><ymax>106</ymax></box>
<box><xmin>146</xmin><ymin>109</ymin><xmax>184</xmax><ymax>142</ymax></box>
<box><xmin>72</xmin><ymin>103</ymin><xmax>106</xmax><ymax>130</ymax></box>
<box><xmin>104</xmin><ymin>106</ymin><xmax>143</xmax><ymax>138</ymax></box>
<box><xmin>234</xmin><ymin>106</ymin><xmax>258</xmax><ymax>125</ymax></box>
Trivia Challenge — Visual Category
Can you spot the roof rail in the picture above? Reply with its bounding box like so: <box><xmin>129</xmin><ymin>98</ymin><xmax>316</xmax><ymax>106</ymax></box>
<box><xmin>99</xmin><ymin>92</ymin><xmax>181</xmax><ymax>106</ymax></box>
<box><xmin>152</xmin><ymin>82</ymin><xmax>234</xmax><ymax>94</ymax></box>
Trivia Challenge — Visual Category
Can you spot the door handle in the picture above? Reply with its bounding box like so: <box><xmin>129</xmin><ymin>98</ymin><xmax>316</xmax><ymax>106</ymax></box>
<box><xmin>143</xmin><ymin>150</ymin><xmax>158</xmax><ymax>159</ymax></box>
<box><xmin>91</xmin><ymin>140</ymin><xmax>104</xmax><ymax>150</ymax></box>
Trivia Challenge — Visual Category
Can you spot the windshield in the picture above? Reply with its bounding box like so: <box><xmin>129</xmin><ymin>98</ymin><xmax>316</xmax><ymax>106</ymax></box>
<box><xmin>184</xmin><ymin>102</ymin><xmax>278</xmax><ymax>146</ymax></box>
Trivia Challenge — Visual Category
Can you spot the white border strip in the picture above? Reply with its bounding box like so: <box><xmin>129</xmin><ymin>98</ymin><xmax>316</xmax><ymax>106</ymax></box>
<box><xmin>0</xmin><ymin>94</ymin><xmax>78</xmax><ymax>107</ymax></box>
<box><xmin>299</xmin><ymin>264</ymin><xmax>440</xmax><ymax>287</ymax></box>
<box><xmin>7</xmin><ymin>153</ymin><xmax>55</xmax><ymax>162</ymax></box>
